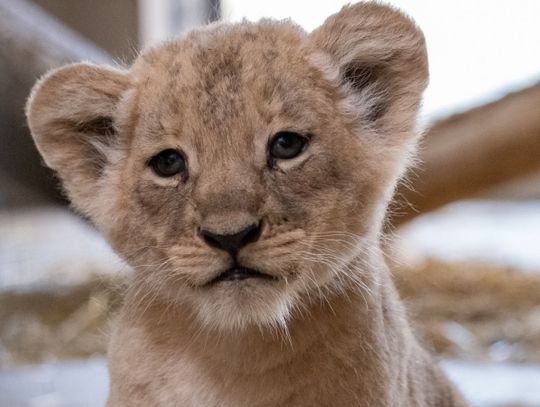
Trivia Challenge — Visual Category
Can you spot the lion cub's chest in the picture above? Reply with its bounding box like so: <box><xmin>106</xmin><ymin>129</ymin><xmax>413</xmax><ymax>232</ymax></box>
<box><xmin>108</xmin><ymin>324</ymin><xmax>380</xmax><ymax>407</ymax></box>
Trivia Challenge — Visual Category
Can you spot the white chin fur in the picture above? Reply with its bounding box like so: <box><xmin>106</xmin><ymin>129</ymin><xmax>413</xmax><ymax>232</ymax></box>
<box><xmin>189</xmin><ymin>284</ymin><xmax>297</xmax><ymax>332</ymax></box>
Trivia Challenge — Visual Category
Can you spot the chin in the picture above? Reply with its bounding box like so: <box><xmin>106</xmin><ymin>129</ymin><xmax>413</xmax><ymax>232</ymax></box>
<box><xmin>186</xmin><ymin>279</ymin><xmax>300</xmax><ymax>332</ymax></box>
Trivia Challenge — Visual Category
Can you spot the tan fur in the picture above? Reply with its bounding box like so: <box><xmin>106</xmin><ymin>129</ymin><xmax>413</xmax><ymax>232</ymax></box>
<box><xmin>26</xmin><ymin>3</ymin><xmax>467</xmax><ymax>406</ymax></box>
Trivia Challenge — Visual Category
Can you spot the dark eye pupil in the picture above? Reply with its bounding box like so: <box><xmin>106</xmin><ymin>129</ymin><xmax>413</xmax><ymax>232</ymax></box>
<box><xmin>269</xmin><ymin>132</ymin><xmax>308</xmax><ymax>160</ymax></box>
<box><xmin>150</xmin><ymin>149</ymin><xmax>185</xmax><ymax>177</ymax></box>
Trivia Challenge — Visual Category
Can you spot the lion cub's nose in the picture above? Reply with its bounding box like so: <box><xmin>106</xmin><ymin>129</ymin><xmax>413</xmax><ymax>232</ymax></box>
<box><xmin>200</xmin><ymin>223</ymin><xmax>261</xmax><ymax>255</ymax></box>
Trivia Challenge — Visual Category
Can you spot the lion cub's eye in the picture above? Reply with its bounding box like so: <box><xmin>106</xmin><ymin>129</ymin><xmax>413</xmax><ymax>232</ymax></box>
<box><xmin>149</xmin><ymin>149</ymin><xmax>186</xmax><ymax>178</ymax></box>
<box><xmin>268</xmin><ymin>131</ymin><xmax>309</xmax><ymax>160</ymax></box>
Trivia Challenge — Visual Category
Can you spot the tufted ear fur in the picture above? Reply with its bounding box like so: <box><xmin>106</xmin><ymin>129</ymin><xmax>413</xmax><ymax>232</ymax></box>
<box><xmin>26</xmin><ymin>63</ymin><xmax>130</xmax><ymax>211</ymax></box>
<box><xmin>310</xmin><ymin>3</ymin><xmax>428</xmax><ymax>139</ymax></box>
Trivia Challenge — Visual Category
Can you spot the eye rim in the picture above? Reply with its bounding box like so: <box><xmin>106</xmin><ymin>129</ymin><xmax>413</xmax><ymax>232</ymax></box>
<box><xmin>148</xmin><ymin>148</ymin><xmax>187</xmax><ymax>178</ymax></box>
<box><xmin>267</xmin><ymin>131</ymin><xmax>310</xmax><ymax>164</ymax></box>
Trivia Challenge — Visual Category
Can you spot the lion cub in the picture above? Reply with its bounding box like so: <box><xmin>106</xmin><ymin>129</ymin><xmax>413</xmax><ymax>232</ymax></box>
<box><xmin>27</xmin><ymin>3</ymin><xmax>467</xmax><ymax>406</ymax></box>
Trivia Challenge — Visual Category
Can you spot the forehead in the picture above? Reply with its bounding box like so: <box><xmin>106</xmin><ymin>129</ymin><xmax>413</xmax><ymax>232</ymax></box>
<box><xmin>128</xmin><ymin>22</ymin><xmax>335</xmax><ymax>152</ymax></box>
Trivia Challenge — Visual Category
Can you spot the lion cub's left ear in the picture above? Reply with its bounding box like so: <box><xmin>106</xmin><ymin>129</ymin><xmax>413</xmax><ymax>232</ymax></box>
<box><xmin>310</xmin><ymin>3</ymin><xmax>428</xmax><ymax>139</ymax></box>
<box><xmin>26</xmin><ymin>63</ymin><xmax>130</xmax><ymax>212</ymax></box>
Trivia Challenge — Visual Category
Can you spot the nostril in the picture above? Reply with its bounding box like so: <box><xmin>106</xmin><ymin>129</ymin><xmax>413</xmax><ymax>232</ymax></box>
<box><xmin>199</xmin><ymin>222</ymin><xmax>262</xmax><ymax>254</ymax></box>
<box><xmin>200</xmin><ymin>230</ymin><xmax>223</xmax><ymax>250</ymax></box>
<box><xmin>241</xmin><ymin>223</ymin><xmax>261</xmax><ymax>246</ymax></box>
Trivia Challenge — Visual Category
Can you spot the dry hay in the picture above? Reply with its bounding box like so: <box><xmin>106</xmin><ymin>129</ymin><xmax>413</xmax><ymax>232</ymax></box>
<box><xmin>0</xmin><ymin>279</ymin><xmax>123</xmax><ymax>367</ymax></box>
<box><xmin>393</xmin><ymin>259</ymin><xmax>540</xmax><ymax>362</ymax></box>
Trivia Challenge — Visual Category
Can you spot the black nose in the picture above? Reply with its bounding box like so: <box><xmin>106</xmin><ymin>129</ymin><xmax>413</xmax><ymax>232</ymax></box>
<box><xmin>200</xmin><ymin>223</ymin><xmax>261</xmax><ymax>255</ymax></box>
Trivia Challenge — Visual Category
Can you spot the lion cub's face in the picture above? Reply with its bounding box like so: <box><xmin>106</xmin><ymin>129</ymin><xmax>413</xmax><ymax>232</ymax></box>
<box><xmin>27</xmin><ymin>4</ymin><xmax>427</xmax><ymax>330</ymax></box>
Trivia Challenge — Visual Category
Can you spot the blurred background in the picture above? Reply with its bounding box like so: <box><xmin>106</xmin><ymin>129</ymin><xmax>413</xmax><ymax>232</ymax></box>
<box><xmin>1</xmin><ymin>0</ymin><xmax>540</xmax><ymax>406</ymax></box>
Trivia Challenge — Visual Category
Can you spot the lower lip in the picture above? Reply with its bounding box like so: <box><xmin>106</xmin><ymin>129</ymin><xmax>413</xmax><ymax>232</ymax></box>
<box><xmin>208</xmin><ymin>267</ymin><xmax>276</xmax><ymax>285</ymax></box>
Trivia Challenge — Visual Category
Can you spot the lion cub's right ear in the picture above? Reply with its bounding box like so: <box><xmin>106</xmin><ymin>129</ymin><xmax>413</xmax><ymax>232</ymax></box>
<box><xmin>26</xmin><ymin>63</ymin><xmax>130</xmax><ymax>211</ymax></box>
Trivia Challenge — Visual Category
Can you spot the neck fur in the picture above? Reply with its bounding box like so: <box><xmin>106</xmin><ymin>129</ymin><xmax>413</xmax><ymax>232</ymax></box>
<box><xmin>127</xmin><ymin>251</ymin><xmax>401</xmax><ymax>375</ymax></box>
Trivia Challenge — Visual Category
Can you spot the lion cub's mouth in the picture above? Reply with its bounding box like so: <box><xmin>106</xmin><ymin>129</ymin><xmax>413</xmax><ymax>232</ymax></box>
<box><xmin>207</xmin><ymin>266</ymin><xmax>277</xmax><ymax>286</ymax></box>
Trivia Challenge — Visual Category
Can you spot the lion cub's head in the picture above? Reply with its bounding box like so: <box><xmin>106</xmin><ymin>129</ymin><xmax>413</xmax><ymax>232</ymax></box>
<box><xmin>27</xmin><ymin>3</ymin><xmax>427</xmax><ymax>330</ymax></box>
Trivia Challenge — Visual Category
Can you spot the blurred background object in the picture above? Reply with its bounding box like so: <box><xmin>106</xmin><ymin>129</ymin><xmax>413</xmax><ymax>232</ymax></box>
<box><xmin>1</xmin><ymin>1</ymin><xmax>540</xmax><ymax>406</ymax></box>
